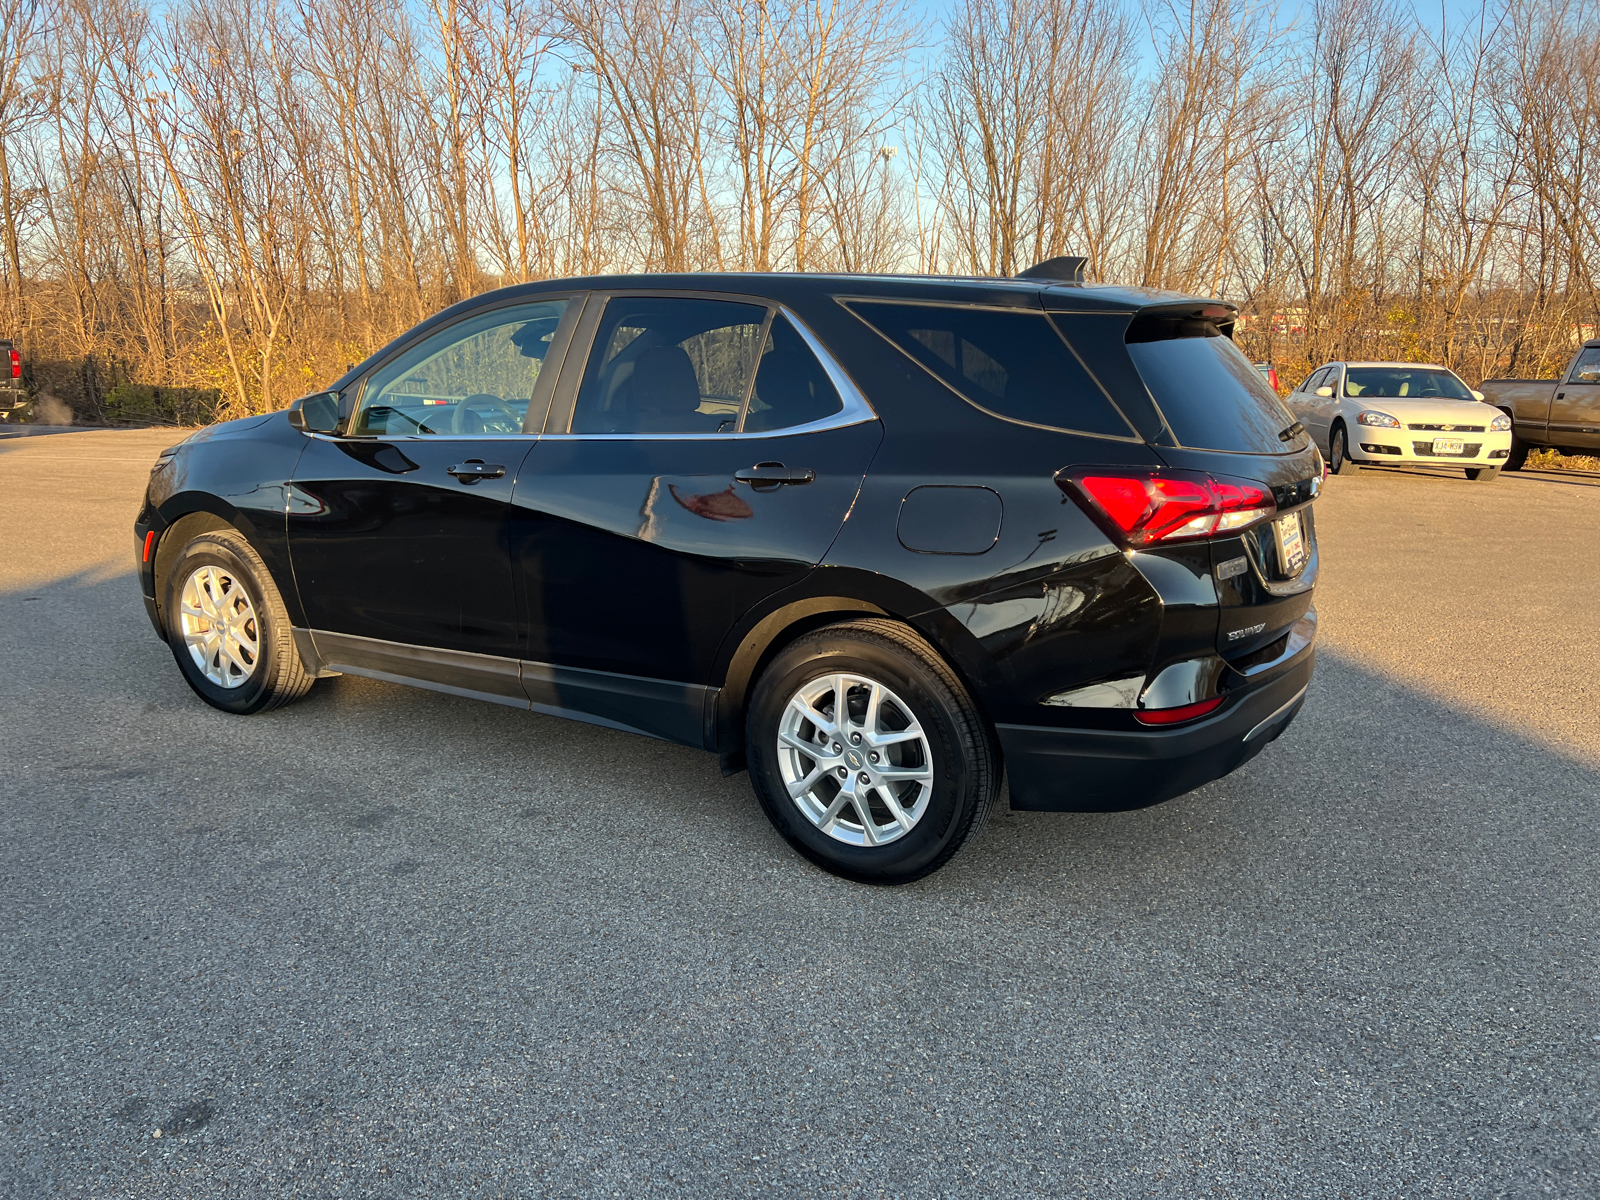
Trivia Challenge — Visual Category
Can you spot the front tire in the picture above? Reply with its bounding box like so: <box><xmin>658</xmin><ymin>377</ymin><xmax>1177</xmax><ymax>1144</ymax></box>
<box><xmin>745</xmin><ymin>619</ymin><xmax>999</xmax><ymax>884</ymax></box>
<box><xmin>163</xmin><ymin>530</ymin><xmax>314</xmax><ymax>714</ymax></box>
<box><xmin>1329</xmin><ymin>423</ymin><xmax>1362</xmax><ymax>474</ymax></box>
<box><xmin>1466</xmin><ymin>466</ymin><xmax>1501</xmax><ymax>483</ymax></box>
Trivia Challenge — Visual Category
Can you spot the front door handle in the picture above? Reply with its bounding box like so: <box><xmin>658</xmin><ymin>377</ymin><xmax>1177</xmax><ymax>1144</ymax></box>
<box><xmin>734</xmin><ymin>462</ymin><xmax>815</xmax><ymax>488</ymax></box>
<box><xmin>448</xmin><ymin>461</ymin><xmax>506</xmax><ymax>482</ymax></box>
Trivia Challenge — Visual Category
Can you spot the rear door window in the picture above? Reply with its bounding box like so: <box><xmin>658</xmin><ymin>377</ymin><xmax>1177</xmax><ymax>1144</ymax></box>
<box><xmin>572</xmin><ymin>297</ymin><xmax>769</xmax><ymax>434</ymax></box>
<box><xmin>1124</xmin><ymin>316</ymin><xmax>1305</xmax><ymax>454</ymax></box>
<box><xmin>846</xmin><ymin>301</ymin><xmax>1136</xmax><ymax>438</ymax></box>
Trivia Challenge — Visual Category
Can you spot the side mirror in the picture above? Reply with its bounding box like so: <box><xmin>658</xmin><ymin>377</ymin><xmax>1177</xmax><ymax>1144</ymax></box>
<box><xmin>1315</xmin><ymin>386</ymin><xmax>1334</xmax><ymax>398</ymax></box>
<box><xmin>287</xmin><ymin>391</ymin><xmax>340</xmax><ymax>434</ymax></box>
<box><xmin>1471</xmin><ymin>389</ymin><xmax>1485</xmax><ymax>401</ymax></box>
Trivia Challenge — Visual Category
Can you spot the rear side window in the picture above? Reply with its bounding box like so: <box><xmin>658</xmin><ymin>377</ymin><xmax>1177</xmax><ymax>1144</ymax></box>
<box><xmin>745</xmin><ymin>315</ymin><xmax>843</xmax><ymax>432</ymax></box>
<box><xmin>1124</xmin><ymin>317</ymin><xmax>1304</xmax><ymax>454</ymax></box>
<box><xmin>846</xmin><ymin>301</ymin><xmax>1135</xmax><ymax>438</ymax></box>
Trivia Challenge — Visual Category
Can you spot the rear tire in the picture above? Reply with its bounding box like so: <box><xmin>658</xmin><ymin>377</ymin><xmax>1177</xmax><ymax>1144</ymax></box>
<box><xmin>745</xmin><ymin>618</ymin><xmax>999</xmax><ymax>884</ymax></box>
<box><xmin>1329</xmin><ymin>424</ymin><xmax>1362</xmax><ymax>474</ymax></box>
<box><xmin>1466</xmin><ymin>466</ymin><xmax>1501</xmax><ymax>483</ymax></box>
<box><xmin>163</xmin><ymin>530</ymin><xmax>314</xmax><ymax>715</ymax></box>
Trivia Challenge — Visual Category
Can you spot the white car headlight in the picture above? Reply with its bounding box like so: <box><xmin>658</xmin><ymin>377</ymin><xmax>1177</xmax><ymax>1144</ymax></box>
<box><xmin>1356</xmin><ymin>410</ymin><xmax>1400</xmax><ymax>428</ymax></box>
<box><xmin>1490</xmin><ymin>412</ymin><xmax>1512</xmax><ymax>431</ymax></box>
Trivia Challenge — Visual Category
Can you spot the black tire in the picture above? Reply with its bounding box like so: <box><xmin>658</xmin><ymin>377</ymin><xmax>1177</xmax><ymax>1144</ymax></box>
<box><xmin>1329</xmin><ymin>423</ymin><xmax>1362</xmax><ymax>474</ymax></box>
<box><xmin>162</xmin><ymin>530</ymin><xmax>314</xmax><ymax>715</ymax></box>
<box><xmin>1466</xmin><ymin>466</ymin><xmax>1501</xmax><ymax>482</ymax></box>
<box><xmin>1502</xmin><ymin>436</ymin><xmax>1528</xmax><ymax>471</ymax></box>
<box><xmin>745</xmin><ymin>618</ymin><xmax>999</xmax><ymax>885</ymax></box>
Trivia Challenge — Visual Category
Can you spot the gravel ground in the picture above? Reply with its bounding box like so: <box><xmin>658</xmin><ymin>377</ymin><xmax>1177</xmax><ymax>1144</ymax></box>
<box><xmin>1</xmin><ymin>428</ymin><xmax>1596</xmax><ymax>1198</ymax></box>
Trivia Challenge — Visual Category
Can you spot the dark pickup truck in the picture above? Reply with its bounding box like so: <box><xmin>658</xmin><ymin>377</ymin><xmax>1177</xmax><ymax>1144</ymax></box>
<box><xmin>0</xmin><ymin>338</ymin><xmax>22</xmax><ymax>420</ymax></box>
<box><xmin>1480</xmin><ymin>340</ymin><xmax>1600</xmax><ymax>466</ymax></box>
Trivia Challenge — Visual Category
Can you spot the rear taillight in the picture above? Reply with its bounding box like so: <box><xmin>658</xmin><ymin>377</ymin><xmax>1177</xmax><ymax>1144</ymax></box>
<box><xmin>8</xmin><ymin>350</ymin><xmax>18</xmax><ymax>379</ymax></box>
<box><xmin>1058</xmin><ymin>468</ymin><xmax>1276</xmax><ymax>547</ymax></box>
<box><xmin>1267</xmin><ymin>367</ymin><xmax>1279</xmax><ymax>392</ymax></box>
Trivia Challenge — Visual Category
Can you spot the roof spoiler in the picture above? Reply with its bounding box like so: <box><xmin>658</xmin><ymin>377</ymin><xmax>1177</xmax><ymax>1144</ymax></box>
<box><xmin>1015</xmin><ymin>255</ymin><xmax>1087</xmax><ymax>284</ymax></box>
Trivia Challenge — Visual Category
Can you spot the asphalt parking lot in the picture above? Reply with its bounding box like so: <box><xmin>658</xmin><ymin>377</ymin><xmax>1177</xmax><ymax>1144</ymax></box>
<box><xmin>2</xmin><ymin>427</ymin><xmax>1597</xmax><ymax>1197</ymax></box>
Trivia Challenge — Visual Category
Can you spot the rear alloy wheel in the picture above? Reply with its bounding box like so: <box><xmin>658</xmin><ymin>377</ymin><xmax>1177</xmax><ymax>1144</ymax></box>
<box><xmin>746</xmin><ymin>619</ymin><xmax>998</xmax><ymax>884</ymax></box>
<box><xmin>1466</xmin><ymin>466</ymin><xmax>1501</xmax><ymax>483</ymax></box>
<box><xmin>163</xmin><ymin>530</ymin><xmax>314</xmax><ymax>715</ymax></box>
<box><xmin>1329</xmin><ymin>424</ymin><xmax>1362</xmax><ymax>474</ymax></box>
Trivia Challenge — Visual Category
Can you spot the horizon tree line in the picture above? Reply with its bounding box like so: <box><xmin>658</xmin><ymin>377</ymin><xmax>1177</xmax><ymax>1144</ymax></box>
<box><xmin>2</xmin><ymin>0</ymin><xmax>1597</xmax><ymax>420</ymax></box>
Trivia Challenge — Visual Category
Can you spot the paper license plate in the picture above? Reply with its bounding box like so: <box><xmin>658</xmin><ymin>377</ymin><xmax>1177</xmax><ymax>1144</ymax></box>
<box><xmin>1275</xmin><ymin>511</ymin><xmax>1307</xmax><ymax>574</ymax></box>
<box><xmin>1433</xmin><ymin>437</ymin><xmax>1466</xmax><ymax>455</ymax></box>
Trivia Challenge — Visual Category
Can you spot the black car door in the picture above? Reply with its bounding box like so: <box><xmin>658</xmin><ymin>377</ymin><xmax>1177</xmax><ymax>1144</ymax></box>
<box><xmin>508</xmin><ymin>292</ymin><xmax>882</xmax><ymax>744</ymax></box>
<box><xmin>288</xmin><ymin>296</ymin><xmax>578</xmax><ymax>703</ymax></box>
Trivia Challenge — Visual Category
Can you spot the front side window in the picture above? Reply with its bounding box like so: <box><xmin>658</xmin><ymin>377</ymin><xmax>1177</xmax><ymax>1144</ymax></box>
<box><xmin>847</xmin><ymin>301</ymin><xmax>1135</xmax><ymax>438</ymax></box>
<box><xmin>1343</xmin><ymin>367</ymin><xmax>1473</xmax><ymax>400</ymax></box>
<box><xmin>572</xmin><ymin>297</ymin><xmax>769</xmax><ymax>434</ymax></box>
<box><xmin>351</xmin><ymin>300</ymin><xmax>568</xmax><ymax>436</ymax></box>
<box><xmin>1568</xmin><ymin>346</ymin><xmax>1600</xmax><ymax>384</ymax></box>
<box><xmin>1299</xmin><ymin>367</ymin><xmax>1329</xmax><ymax>393</ymax></box>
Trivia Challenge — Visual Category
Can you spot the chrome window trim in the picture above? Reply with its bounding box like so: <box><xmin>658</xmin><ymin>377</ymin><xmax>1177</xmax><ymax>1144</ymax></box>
<box><xmin>541</xmin><ymin>303</ymin><xmax>877</xmax><ymax>441</ymax></box>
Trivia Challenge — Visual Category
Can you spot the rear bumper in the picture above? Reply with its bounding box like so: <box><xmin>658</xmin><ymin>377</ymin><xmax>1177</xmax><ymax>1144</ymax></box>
<box><xmin>997</xmin><ymin>652</ymin><xmax>1313</xmax><ymax>812</ymax></box>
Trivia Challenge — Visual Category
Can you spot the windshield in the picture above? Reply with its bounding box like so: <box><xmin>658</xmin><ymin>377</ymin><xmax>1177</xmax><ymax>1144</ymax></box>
<box><xmin>1343</xmin><ymin>367</ymin><xmax>1473</xmax><ymax>400</ymax></box>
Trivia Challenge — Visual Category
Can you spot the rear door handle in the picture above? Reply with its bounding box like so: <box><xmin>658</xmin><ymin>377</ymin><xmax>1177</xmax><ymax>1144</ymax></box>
<box><xmin>448</xmin><ymin>461</ymin><xmax>506</xmax><ymax>482</ymax></box>
<box><xmin>734</xmin><ymin>463</ymin><xmax>815</xmax><ymax>487</ymax></box>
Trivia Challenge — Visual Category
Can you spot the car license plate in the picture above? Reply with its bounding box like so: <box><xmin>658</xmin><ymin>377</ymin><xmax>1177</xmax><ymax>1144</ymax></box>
<box><xmin>1275</xmin><ymin>511</ymin><xmax>1307</xmax><ymax>574</ymax></box>
<box><xmin>1433</xmin><ymin>437</ymin><xmax>1465</xmax><ymax>455</ymax></box>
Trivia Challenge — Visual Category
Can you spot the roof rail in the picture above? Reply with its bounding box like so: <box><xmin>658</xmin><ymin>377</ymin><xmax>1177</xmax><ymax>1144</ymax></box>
<box><xmin>1015</xmin><ymin>255</ymin><xmax>1087</xmax><ymax>283</ymax></box>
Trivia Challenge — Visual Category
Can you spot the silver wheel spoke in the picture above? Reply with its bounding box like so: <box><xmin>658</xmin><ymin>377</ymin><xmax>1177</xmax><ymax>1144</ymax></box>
<box><xmin>854</xmin><ymin>794</ymin><xmax>880</xmax><ymax>844</ymax></box>
<box><xmin>816</xmin><ymin>789</ymin><xmax>852</xmax><ymax>835</ymax></box>
<box><xmin>875</xmin><ymin>763</ymin><xmax>933</xmax><ymax>783</ymax></box>
<box><xmin>866</xmin><ymin>726</ymin><xmax>922</xmax><ymax>747</ymax></box>
<box><xmin>787</xmin><ymin>696</ymin><xmax>837</xmax><ymax>740</ymax></box>
<box><xmin>787</xmin><ymin>765</ymin><xmax>825</xmax><ymax>799</ymax></box>
<box><xmin>876</xmin><ymin>786</ymin><xmax>914</xmax><ymax>832</ymax></box>
<box><xmin>779</xmin><ymin>728</ymin><xmax>827</xmax><ymax>756</ymax></box>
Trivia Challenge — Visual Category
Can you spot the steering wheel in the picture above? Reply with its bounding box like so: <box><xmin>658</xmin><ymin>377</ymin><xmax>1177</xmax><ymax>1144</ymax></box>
<box><xmin>450</xmin><ymin>393</ymin><xmax>523</xmax><ymax>435</ymax></box>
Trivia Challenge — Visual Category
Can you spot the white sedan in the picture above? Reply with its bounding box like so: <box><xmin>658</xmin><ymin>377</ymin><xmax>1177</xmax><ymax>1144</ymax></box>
<box><xmin>1286</xmin><ymin>361</ymin><xmax>1514</xmax><ymax>481</ymax></box>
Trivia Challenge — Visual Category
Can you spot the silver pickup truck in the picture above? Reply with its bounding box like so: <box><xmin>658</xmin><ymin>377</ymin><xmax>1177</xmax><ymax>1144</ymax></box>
<box><xmin>1480</xmin><ymin>340</ymin><xmax>1600</xmax><ymax>467</ymax></box>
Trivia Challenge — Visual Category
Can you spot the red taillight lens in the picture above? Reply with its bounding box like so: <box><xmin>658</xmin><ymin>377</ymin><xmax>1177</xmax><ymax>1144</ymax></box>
<box><xmin>8</xmin><ymin>350</ymin><xmax>18</xmax><ymax>379</ymax></box>
<box><xmin>1059</xmin><ymin>469</ymin><xmax>1275</xmax><ymax>547</ymax></box>
<box><xmin>1134</xmin><ymin>696</ymin><xmax>1225</xmax><ymax>725</ymax></box>
<box><xmin>1267</xmin><ymin>367</ymin><xmax>1279</xmax><ymax>392</ymax></box>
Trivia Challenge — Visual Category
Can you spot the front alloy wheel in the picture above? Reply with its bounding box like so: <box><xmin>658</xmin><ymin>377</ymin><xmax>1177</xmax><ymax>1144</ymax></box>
<box><xmin>179</xmin><ymin>564</ymin><xmax>260</xmax><ymax>687</ymax></box>
<box><xmin>163</xmin><ymin>530</ymin><xmax>314</xmax><ymax>715</ymax></box>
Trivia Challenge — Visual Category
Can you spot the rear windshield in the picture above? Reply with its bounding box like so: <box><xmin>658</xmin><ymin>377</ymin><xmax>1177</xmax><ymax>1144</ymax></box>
<box><xmin>1125</xmin><ymin>317</ymin><xmax>1304</xmax><ymax>454</ymax></box>
<box><xmin>846</xmin><ymin>301</ymin><xmax>1136</xmax><ymax>438</ymax></box>
<box><xmin>1343</xmin><ymin>367</ymin><xmax>1473</xmax><ymax>400</ymax></box>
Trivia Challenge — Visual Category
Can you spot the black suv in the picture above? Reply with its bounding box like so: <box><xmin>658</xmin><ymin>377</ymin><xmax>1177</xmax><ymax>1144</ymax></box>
<box><xmin>135</xmin><ymin>265</ymin><xmax>1319</xmax><ymax>882</ymax></box>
